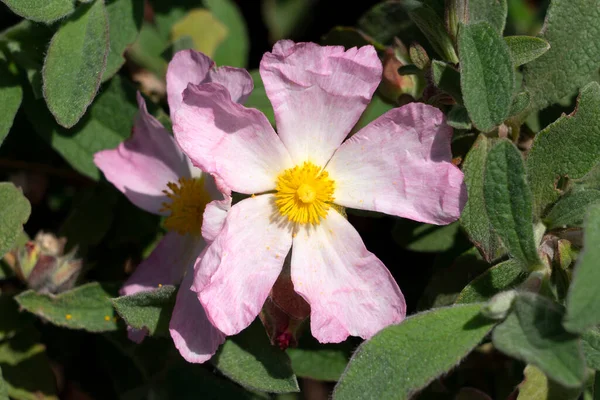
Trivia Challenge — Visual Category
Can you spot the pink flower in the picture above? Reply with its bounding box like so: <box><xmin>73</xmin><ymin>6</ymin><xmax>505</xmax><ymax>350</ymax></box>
<box><xmin>173</xmin><ymin>41</ymin><xmax>467</xmax><ymax>343</ymax></box>
<box><xmin>94</xmin><ymin>50</ymin><xmax>252</xmax><ymax>362</ymax></box>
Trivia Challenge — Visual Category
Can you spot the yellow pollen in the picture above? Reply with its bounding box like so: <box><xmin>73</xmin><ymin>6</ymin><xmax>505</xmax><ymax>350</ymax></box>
<box><xmin>104</xmin><ymin>315</ymin><xmax>110</xmax><ymax>321</ymax></box>
<box><xmin>160</xmin><ymin>176</ymin><xmax>211</xmax><ymax>235</ymax></box>
<box><xmin>275</xmin><ymin>161</ymin><xmax>335</xmax><ymax>225</ymax></box>
<box><xmin>65</xmin><ymin>314</ymin><xmax>72</xmax><ymax>320</ymax></box>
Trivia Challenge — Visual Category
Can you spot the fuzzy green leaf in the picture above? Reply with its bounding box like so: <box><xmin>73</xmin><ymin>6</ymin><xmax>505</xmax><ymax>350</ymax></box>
<box><xmin>0</xmin><ymin>183</ymin><xmax>31</xmax><ymax>259</ymax></box>
<box><xmin>447</xmin><ymin>105</ymin><xmax>472</xmax><ymax>130</ymax></box>
<box><xmin>505</xmin><ymin>36</ymin><xmax>550</xmax><ymax>67</ymax></box>
<box><xmin>458</xmin><ymin>22</ymin><xmax>514</xmax><ymax>132</ymax></box>
<box><xmin>213</xmin><ymin>321</ymin><xmax>299</xmax><ymax>393</ymax></box>
<box><xmin>102</xmin><ymin>0</ymin><xmax>143</xmax><ymax>82</ymax></box>
<box><xmin>467</xmin><ymin>0</ymin><xmax>507</xmax><ymax>34</ymax></box>
<box><xmin>205</xmin><ymin>0</ymin><xmax>249</xmax><ymax>68</ymax></box>
<box><xmin>431</xmin><ymin>60</ymin><xmax>463</xmax><ymax>104</ymax></box>
<box><xmin>517</xmin><ymin>365</ymin><xmax>582</xmax><ymax>400</ymax></box>
<box><xmin>287</xmin><ymin>338</ymin><xmax>353</xmax><ymax>382</ymax></box>
<box><xmin>245</xmin><ymin>70</ymin><xmax>275</xmax><ymax>125</ymax></box>
<box><xmin>25</xmin><ymin>75</ymin><xmax>138</xmax><ymax>180</ymax></box>
<box><xmin>0</xmin><ymin>332</ymin><xmax>58</xmax><ymax>400</ymax></box>
<box><xmin>15</xmin><ymin>282</ymin><xmax>119</xmax><ymax>332</ymax></box>
<box><xmin>43</xmin><ymin>0</ymin><xmax>109</xmax><ymax>128</ymax></box>
<box><xmin>527</xmin><ymin>82</ymin><xmax>600</xmax><ymax>217</ymax></box>
<box><xmin>333</xmin><ymin>304</ymin><xmax>495</xmax><ymax>400</ymax></box>
<box><xmin>510</xmin><ymin>91</ymin><xmax>531</xmax><ymax>117</ymax></box>
<box><xmin>492</xmin><ymin>293</ymin><xmax>587</xmax><ymax>388</ymax></box>
<box><xmin>112</xmin><ymin>285</ymin><xmax>177</xmax><ymax>336</ymax></box>
<box><xmin>564</xmin><ymin>204</ymin><xmax>600</xmax><ymax>333</ymax></box>
<box><xmin>0</xmin><ymin>366</ymin><xmax>7</xmax><ymax>400</ymax></box>
<box><xmin>581</xmin><ymin>327</ymin><xmax>600</xmax><ymax>370</ymax></box>
<box><xmin>1</xmin><ymin>0</ymin><xmax>74</xmax><ymax>24</ymax></box>
<box><xmin>392</xmin><ymin>220</ymin><xmax>463</xmax><ymax>252</ymax></box>
<box><xmin>126</xmin><ymin>22</ymin><xmax>169</xmax><ymax>77</ymax></box>
<box><xmin>455</xmin><ymin>259</ymin><xmax>527</xmax><ymax>304</ymax></box>
<box><xmin>523</xmin><ymin>0</ymin><xmax>600</xmax><ymax>111</ymax></box>
<box><xmin>544</xmin><ymin>190</ymin><xmax>600</xmax><ymax>229</ymax></box>
<box><xmin>460</xmin><ymin>135</ymin><xmax>505</xmax><ymax>262</ymax></box>
<box><xmin>0</xmin><ymin>58</ymin><xmax>22</xmax><ymax>145</ymax></box>
<box><xmin>484</xmin><ymin>140</ymin><xmax>541</xmax><ymax>268</ymax></box>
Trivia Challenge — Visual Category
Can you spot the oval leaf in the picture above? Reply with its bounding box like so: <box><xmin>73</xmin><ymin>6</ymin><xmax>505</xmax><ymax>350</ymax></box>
<box><xmin>564</xmin><ymin>204</ymin><xmax>600</xmax><ymax>333</ymax></box>
<box><xmin>112</xmin><ymin>285</ymin><xmax>177</xmax><ymax>336</ymax></box>
<box><xmin>333</xmin><ymin>304</ymin><xmax>496</xmax><ymax>400</ymax></box>
<box><xmin>468</xmin><ymin>0</ymin><xmax>507</xmax><ymax>34</ymax></box>
<box><xmin>484</xmin><ymin>140</ymin><xmax>541</xmax><ymax>268</ymax></box>
<box><xmin>492</xmin><ymin>293</ymin><xmax>587</xmax><ymax>388</ymax></box>
<box><xmin>1</xmin><ymin>0</ymin><xmax>74</xmax><ymax>24</ymax></box>
<box><xmin>505</xmin><ymin>36</ymin><xmax>550</xmax><ymax>67</ymax></box>
<box><xmin>213</xmin><ymin>321</ymin><xmax>299</xmax><ymax>393</ymax></box>
<box><xmin>544</xmin><ymin>189</ymin><xmax>600</xmax><ymax>229</ymax></box>
<box><xmin>43</xmin><ymin>0</ymin><xmax>109</xmax><ymax>128</ymax></box>
<box><xmin>458</xmin><ymin>22</ymin><xmax>514</xmax><ymax>132</ymax></box>
<box><xmin>15</xmin><ymin>282</ymin><xmax>119</xmax><ymax>332</ymax></box>
<box><xmin>204</xmin><ymin>0</ymin><xmax>249</xmax><ymax>68</ymax></box>
<box><xmin>0</xmin><ymin>59</ymin><xmax>23</xmax><ymax>145</ymax></box>
<box><xmin>0</xmin><ymin>183</ymin><xmax>31</xmax><ymax>258</ymax></box>
<box><xmin>455</xmin><ymin>259</ymin><xmax>527</xmax><ymax>304</ymax></box>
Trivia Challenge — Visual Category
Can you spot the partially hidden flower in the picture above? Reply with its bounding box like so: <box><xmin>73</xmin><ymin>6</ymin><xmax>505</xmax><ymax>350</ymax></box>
<box><xmin>173</xmin><ymin>40</ymin><xmax>467</xmax><ymax>343</ymax></box>
<box><xmin>94</xmin><ymin>50</ymin><xmax>253</xmax><ymax>362</ymax></box>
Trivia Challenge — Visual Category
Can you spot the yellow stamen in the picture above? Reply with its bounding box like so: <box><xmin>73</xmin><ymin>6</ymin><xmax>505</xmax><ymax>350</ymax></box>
<box><xmin>275</xmin><ymin>161</ymin><xmax>335</xmax><ymax>225</ymax></box>
<box><xmin>160</xmin><ymin>176</ymin><xmax>211</xmax><ymax>236</ymax></box>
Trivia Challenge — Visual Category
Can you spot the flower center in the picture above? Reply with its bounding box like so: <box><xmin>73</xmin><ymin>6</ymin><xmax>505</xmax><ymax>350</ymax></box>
<box><xmin>160</xmin><ymin>177</ymin><xmax>210</xmax><ymax>235</ymax></box>
<box><xmin>275</xmin><ymin>161</ymin><xmax>335</xmax><ymax>225</ymax></box>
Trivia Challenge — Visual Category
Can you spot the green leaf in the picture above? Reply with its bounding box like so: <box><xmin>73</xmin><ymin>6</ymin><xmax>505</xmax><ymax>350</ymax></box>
<box><xmin>126</xmin><ymin>22</ymin><xmax>169</xmax><ymax>77</ymax></box>
<box><xmin>355</xmin><ymin>94</ymin><xmax>394</xmax><ymax>131</ymax></box>
<box><xmin>245</xmin><ymin>70</ymin><xmax>275</xmax><ymax>125</ymax></box>
<box><xmin>0</xmin><ymin>0</ymin><xmax>74</xmax><ymax>24</ymax></box>
<box><xmin>287</xmin><ymin>338</ymin><xmax>353</xmax><ymax>382</ymax></box>
<box><xmin>357</xmin><ymin>1</ymin><xmax>424</xmax><ymax>45</ymax></box>
<box><xmin>582</xmin><ymin>327</ymin><xmax>600</xmax><ymax>370</ymax></box>
<box><xmin>460</xmin><ymin>135</ymin><xmax>505</xmax><ymax>262</ymax></box>
<box><xmin>447</xmin><ymin>105</ymin><xmax>472</xmax><ymax>130</ymax></box>
<box><xmin>527</xmin><ymin>82</ymin><xmax>600</xmax><ymax>217</ymax></box>
<box><xmin>213</xmin><ymin>321</ymin><xmax>299</xmax><ymax>393</ymax></box>
<box><xmin>467</xmin><ymin>0</ymin><xmax>507</xmax><ymax>34</ymax></box>
<box><xmin>0</xmin><ymin>183</ymin><xmax>31</xmax><ymax>258</ymax></box>
<box><xmin>405</xmin><ymin>0</ymin><xmax>458</xmax><ymax>63</ymax></box>
<box><xmin>0</xmin><ymin>331</ymin><xmax>58</xmax><ymax>400</ymax></box>
<box><xmin>392</xmin><ymin>220</ymin><xmax>463</xmax><ymax>252</ymax></box>
<box><xmin>333</xmin><ymin>304</ymin><xmax>496</xmax><ymax>400</ymax></box>
<box><xmin>431</xmin><ymin>60</ymin><xmax>463</xmax><ymax>104</ymax></box>
<box><xmin>523</xmin><ymin>0</ymin><xmax>600</xmax><ymax>111</ymax></box>
<box><xmin>15</xmin><ymin>282</ymin><xmax>119</xmax><ymax>332</ymax></box>
<box><xmin>505</xmin><ymin>36</ymin><xmax>550</xmax><ymax>67</ymax></box>
<box><xmin>458</xmin><ymin>22</ymin><xmax>515</xmax><ymax>132</ymax></box>
<box><xmin>455</xmin><ymin>259</ymin><xmax>527</xmax><ymax>304</ymax></box>
<box><xmin>484</xmin><ymin>140</ymin><xmax>541</xmax><ymax>268</ymax></box>
<box><xmin>544</xmin><ymin>190</ymin><xmax>600</xmax><ymax>229</ymax></box>
<box><xmin>170</xmin><ymin>8</ymin><xmax>228</xmax><ymax>57</ymax></box>
<box><xmin>564</xmin><ymin>204</ymin><xmax>600</xmax><ymax>333</ymax></box>
<box><xmin>102</xmin><ymin>0</ymin><xmax>143</xmax><ymax>82</ymax></box>
<box><xmin>24</xmin><ymin>75</ymin><xmax>138</xmax><ymax>180</ymax></box>
<box><xmin>418</xmin><ymin>248</ymin><xmax>490</xmax><ymax>310</ymax></box>
<box><xmin>509</xmin><ymin>91</ymin><xmax>531</xmax><ymax>117</ymax></box>
<box><xmin>0</xmin><ymin>366</ymin><xmax>7</xmax><ymax>400</ymax></box>
<box><xmin>0</xmin><ymin>58</ymin><xmax>22</xmax><ymax>145</ymax></box>
<box><xmin>263</xmin><ymin>0</ymin><xmax>312</xmax><ymax>41</ymax></box>
<box><xmin>112</xmin><ymin>285</ymin><xmax>177</xmax><ymax>336</ymax></box>
<box><xmin>205</xmin><ymin>0</ymin><xmax>249</xmax><ymax>68</ymax></box>
<box><xmin>517</xmin><ymin>364</ymin><xmax>582</xmax><ymax>400</ymax></box>
<box><xmin>492</xmin><ymin>293</ymin><xmax>587</xmax><ymax>388</ymax></box>
<box><xmin>42</xmin><ymin>0</ymin><xmax>109</xmax><ymax>128</ymax></box>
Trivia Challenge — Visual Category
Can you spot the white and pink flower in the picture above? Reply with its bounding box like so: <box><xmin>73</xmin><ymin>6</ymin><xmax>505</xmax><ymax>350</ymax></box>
<box><xmin>94</xmin><ymin>50</ymin><xmax>252</xmax><ymax>362</ymax></box>
<box><xmin>174</xmin><ymin>41</ymin><xmax>467</xmax><ymax>343</ymax></box>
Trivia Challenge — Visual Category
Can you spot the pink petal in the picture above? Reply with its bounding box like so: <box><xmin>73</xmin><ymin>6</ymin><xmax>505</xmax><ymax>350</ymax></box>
<box><xmin>325</xmin><ymin>103</ymin><xmax>467</xmax><ymax>225</ymax></box>
<box><xmin>94</xmin><ymin>93</ymin><xmax>190</xmax><ymax>215</ymax></box>
<box><xmin>174</xmin><ymin>83</ymin><xmax>292</xmax><ymax>194</ymax></box>
<box><xmin>121</xmin><ymin>232</ymin><xmax>203</xmax><ymax>296</ymax></box>
<box><xmin>260</xmin><ymin>40</ymin><xmax>382</xmax><ymax>166</ymax></box>
<box><xmin>201</xmin><ymin>196</ymin><xmax>232</xmax><ymax>243</ymax></box>
<box><xmin>166</xmin><ymin>50</ymin><xmax>253</xmax><ymax>115</ymax></box>
<box><xmin>291</xmin><ymin>210</ymin><xmax>406</xmax><ymax>343</ymax></box>
<box><xmin>193</xmin><ymin>194</ymin><xmax>292</xmax><ymax>335</ymax></box>
<box><xmin>169</xmin><ymin>262</ymin><xmax>226</xmax><ymax>363</ymax></box>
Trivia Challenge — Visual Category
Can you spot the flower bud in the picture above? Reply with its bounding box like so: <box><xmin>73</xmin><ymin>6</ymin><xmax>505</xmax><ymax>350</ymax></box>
<box><xmin>379</xmin><ymin>40</ymin><xmax>424</xmax><ymax>102</ymax></box>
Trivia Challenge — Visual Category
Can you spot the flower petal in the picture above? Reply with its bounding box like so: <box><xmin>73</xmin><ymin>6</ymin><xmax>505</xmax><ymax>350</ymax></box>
<box><xmin>326</xmin><ymin>103</ymin><xmax>467</xmax><ymax>225</ymax></box>
<box><xmin>121</xmin><ymin>231</ymin><xmax>203</xmax><ymax>296</ymax></box>
<box><xmin>193</xmin><ymin>194</ymin><xmax>292</xmax><ymax>335</ymax></box>
<box><xmin>174</xmin><ymin>83</ymin><xmax>292</xmax><ymax>194</ymax></box>
<box><xmin>260</xmin><ymin>40</ymin><xmax>382</xmax><ymax>166</ymax></box>
<box><xmin>202</xmin><ymin>196</ymin><xmax>231</xmax><ymax>243</ymax></box>
<box><xmin>166</xmin><ymin>50</ymin><xmax>253</xmax><ymax>115</ymax></box>
<box><xmin>170</xmin><ymin>261</ymin><xmax>226</xmax><ymax>363</ymax></box>
<box><xmin>94</xmin><ymin>93</ymin><xmax>190</xmax><ymax>215</ymax></box>
<box><xmin>291</xmin><ymin>210</ymin><xmax>406</xmax><ymax>343</ymax></box>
